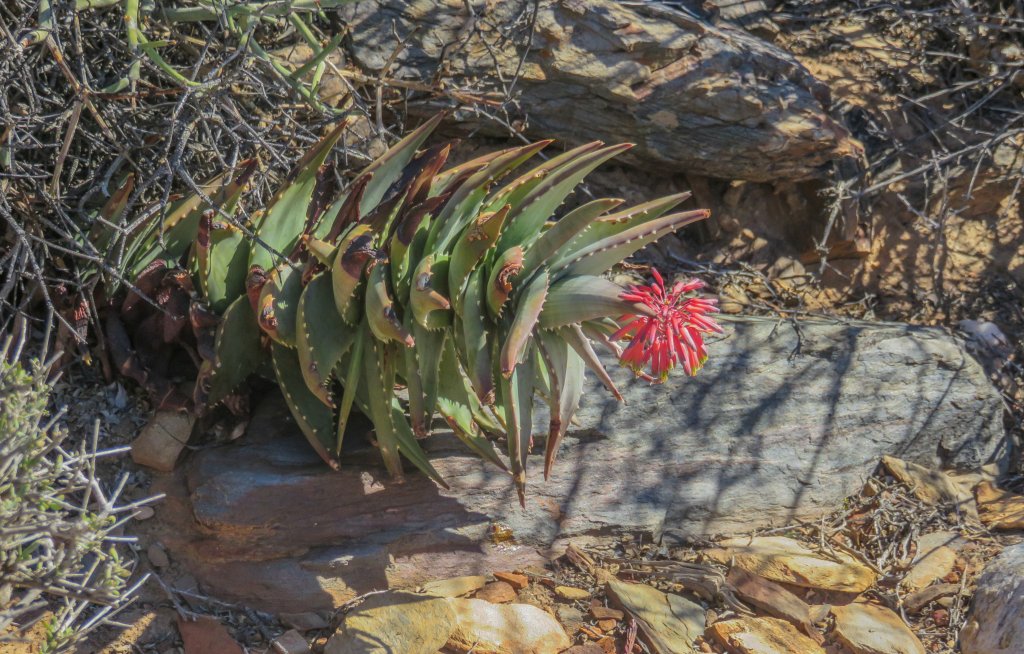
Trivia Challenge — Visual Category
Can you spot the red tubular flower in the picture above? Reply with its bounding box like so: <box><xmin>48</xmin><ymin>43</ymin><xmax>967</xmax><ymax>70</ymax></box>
<box><xmin>614</xmin><ymin>269</ymin><xmax>722</xmax><ymax>381</ymax></box>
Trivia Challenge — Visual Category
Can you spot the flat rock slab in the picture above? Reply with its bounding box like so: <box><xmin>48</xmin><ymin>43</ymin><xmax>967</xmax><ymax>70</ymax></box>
<box><xmin>152</xmin><ymin>317</ymin><xmax>1004</xmax><ymax>612</ymax></box>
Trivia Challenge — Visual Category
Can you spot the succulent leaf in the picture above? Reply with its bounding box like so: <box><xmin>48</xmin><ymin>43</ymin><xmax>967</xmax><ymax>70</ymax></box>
<box><xmin>536</xmin><ymin>330</ymin><xmax>585</xmax><ymax>479</ymax></box>
<box><xmin>499</xmin><ymin>348</ymin><xmax>535</xmax><ymax>506</ymax></box>
<box><xmin>447</xmin><ymin>205</ymin><xmax>510</xmax><ymax>312</ymax></box>
<box><xmin>334</xmin><ymin>326</ymin><xmax>365</xmax><ymax>455</ymax></box>
<box><xmin>560</xmin><ymin>323</ymin><xmax>622</xmax><ymax>401</ymax></box>
<box><xmin>410</xmin><ymin>255</ymin><xmax>452</xmax><ymax>330</ymax></box>
<box><xmin>538</xmin><ymin>275</ymin><xmax>648</xmax><ymax>330</ymax></box>
<box><xmin>257</xmin><ymin>262</ymin><xmax>303</xmax><ymax>346</ymax></box>
<box><xmin>520</xmin><ymin>198</ymin><xmax>623</xmax><ymax>277</ymax></box>
<box><xmin>271</xmin><ymin>341</ymin><xmax>340</xmax><ymax>470</ymax></box>
<box><xmin>198</xmin><ymin>295</ymin><xmax>263</xmax><ymax>409</ymax></box>
<box><xmin>500</xmin><ymin>270</ymin><xmax>549</xmax><ymax>377</ymax></box>
<box><xmin>460</xmin><ymin>266</ymin><xmax>494</xmax><ymax>403</ymax></box>
<box><xmin>365</xmin><ymin>262</ymin><xmax>414</xmax><ymax>347</ymax></box>
<box><xmin>553</xmin><ymin>209</ymin><xmax>711</xmax><ymax>279</ymax></box>
<box><xmin>250</xmin><ymin>121</ymin><xmax>349</xmax><ymax>271</ymax></box>
<box><xmin>359</xmin><ymin>113</ymin><xmax>444</xmax><ymax>213</ymax></box>
<box><xmin>331</xmin><ymin>224</ymin><xmax>376</xmax><ymax>323</ymax></box>
<box><xmin>485</xmin><ymin>246</ymin><xmax>524</xmax><ymax>318</ymax></box>
<box><xmin>296</xmin><ymin>272</ymin><xmax>354</xmax><ymax>405</ymax></box>
<box><xmin>497</xmin><ymin>143</ymin><xmax>632</xmax><ymax>252</ymax></box>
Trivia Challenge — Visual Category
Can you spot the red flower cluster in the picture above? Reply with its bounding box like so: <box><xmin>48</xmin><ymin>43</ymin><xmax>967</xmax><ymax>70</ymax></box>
<box><xmin>614</xmin><ymin>269</ymin><xmax>721</xmax><ymax>381</ymax></box>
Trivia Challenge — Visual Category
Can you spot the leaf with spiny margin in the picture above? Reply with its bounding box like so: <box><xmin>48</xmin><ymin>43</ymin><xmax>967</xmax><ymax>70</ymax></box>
<box><xmin>331</xmin><ymin>224</ymin><xmax>375</xmax><ymax>324</ymax></box>
<box><xmin>311</xmin><ymin>194</ymin><xmax>345</xmax><ymax>241</ymax></box>
<box><xmin>271</xmin><ymin>341</ymin><xmax>340</xmax><ymax>470</ymax></box>
<box><xmin>429</xmin><ymin>141</ymin><xmax>550</xmax><ymax>252</ymax></box>
<box><xmin>497</xmin><ymin>144</ymin><xmax>632</xmax><ymax>253</ymax></box>
<box><xmin>205</xmin><ymin>220</ymin><xmax>248</xmax><ymax>313</ymax></box>
<box><xmin>365</xmin><ymin>262</ymin><xmax>414</xmax><ymax>346</ymax></box>
<box><xmin>560</xmin><ymin>323</ymin><xmax>622</xmax><ymax>401</ymax></box>
<box><xmin>389</xmin><ymin>397</ymin><xmax>448</xmax><ymax>489</ymax></box>
<box><xmin>334</xmin><ymin>325</ymin><xmax>365</xmax><ymax>455</ymax></box>
<box><xmin>249</xmin><ymin>121</ymin><xmax>349</xmax><ymax>271</ymax></box>
<box><xmin>536</xmin><ymin>331</ymin><xmax>584</xmax><ymax>479</ymax></box>
<box><xmin>500</xmin><ymin>270</ymin><xmax>548</xmax><ymax>377</ymax></box>
<box><xmin>460</xmin><ymin>266</ymin><xmax>494</xmax><ymax>403</ymax></box>
<box><xmin>201</xmin><ymin>295</ymin><xmax>263</xmax><ymax>409</ymax></box>
<box><xmin>360</xmin><ymin>337</ymin><xmax>404</xmax><ymax>479</ymax></box>
<box><xmin>486</xmin><ymin>246</ymin><xmax>524</xmax><ymax>318</ymax></box>
<box><xmin>538</xmin><ymin>275</ymin><xmax>646</xmax><ymax>330</ymax></box>
<box><xmin>390</xmin><ymin>198</ymin><xmax>442</xmax><ymax>302</ymax></box>
<box><xmin>304</xmin><ymin>237</ymin><xmax>336</xmax><ymax>266</ymax></box>
<box><xmin>410</xmin><ymin>255</ymin><xmax>452</xmax><ymax>330</ymax></box>
<box><xmin>550</xmin><ymin>193</ymin><xmax>691</xmax><ymax>268</ymax></box>
<box><xmin>520</xmin><ymin>198</ymin><xmax>623</xmax><ymax>277</ymax></box>
<box><xmin>257</xmin><ymin>262</ymin><xmax>303</xmax><ymax>346</ymax></box>
<box><xmin>554</xmin><ymin>209</ymin><xmax>710</xmax><ymax>280</ymax></box>
<box><xmin>483</xmin><ymin>142</ymin><xmax>604</xmax><ymax>216</ymax></box>
<box><xmin>499</xmin><ymin>347</ymin><xmax>535</xmax><ymax>506</ymax></box>
<box><xmin>130</xmin><ymin>160</ymin><xmax>256</xmax><ymax>278</ymax></box>
<box><xmin>447</xmin><ymin>205</ymin><xmax>510</xmax><ymax>313</ymax></box>
<box><xmin>296</xmin><ymin>272</ymin><xmax>354</xmax><ymax>405</ymax></box>
<box><xmin>403</xmin><ymin>317</ymin><xmax>445</xmax><ymax>437</ymax></box>
<box><xmin>359</xmin><ymin>113</ymin><xmax>444</xmax><ymax>214</ymax></box>
<box><xmin>436</xmin><ymin>339</ymin><xmax>507</xmax><ymax>469</ymax></box>
<box><xmin>88</xmin><ymin>173</ymin><xmax>134</xmax><ymax>253</ymax></box>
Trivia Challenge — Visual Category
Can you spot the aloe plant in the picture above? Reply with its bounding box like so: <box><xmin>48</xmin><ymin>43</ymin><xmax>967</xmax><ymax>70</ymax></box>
<box><xmin>100</xmin><ymin>114</ymin><xmax>720</xmax><ymax>502</ymax></box>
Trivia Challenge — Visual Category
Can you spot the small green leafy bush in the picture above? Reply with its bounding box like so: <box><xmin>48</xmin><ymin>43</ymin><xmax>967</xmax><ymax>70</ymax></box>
<box><xmin>0</xmin><ymin>339</ymin><xmax>139</xmax><ymax>653</ymax></box>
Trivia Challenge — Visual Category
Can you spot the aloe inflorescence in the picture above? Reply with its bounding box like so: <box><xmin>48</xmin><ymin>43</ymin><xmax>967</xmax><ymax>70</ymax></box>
<box><xmin>101</xmin><ymin>114</ymin><xmax>719</xmax><ymax>502</ymax></box>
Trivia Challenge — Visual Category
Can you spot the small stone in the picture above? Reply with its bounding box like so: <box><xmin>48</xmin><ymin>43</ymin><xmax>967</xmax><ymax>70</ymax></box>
<box><xmin>597</xmin><ymin>619</ymin><xmax>616</xmax><ymax>631</ymax></box>
<box><xmin>589</xmin><ymin>605</ymin><xmax>624</xmax><ymax>621</ymax></box>
<box><xmin>325</xmin><ymin>591</ymin><xmax>454</xmax><ymax>654</ymax></box>
<box><xmin>562</xmin><ymin>646</ymin><xmax>604</xmax><ymax>654</ymax></box>
<box><xmin>280</xmin><ymin>612</ymin><xmax>329</xmax><ymax>632</ymax></box>
<box><xmin>704</xmin><ymin>618</ymin><xmax>823</xmax><ymax>654</ymax></box>
<box><xmin>419</xmin><ymin>575</ymin><xmax>488</xmax><ymax>598</ymax></box>
<box><xmin>932</xmin><ymin>609</ymin><xmax>949</xmax><ymax>627</ymax></box>
<box><xmin>901</xmin><ymin>532</ymin><xmax>962</xmax><ymax>592</ymax></box>
<box><xmin>606</xmin><ymin>579</ymin><xmax>704</xmax><ymax>654</ymax></box>
<box><xmin>556</xmin><ymin>604</ymin><xmax>585</xmax><ymax>632</ymax></box>
<box><xmin>475</xmin><ymin>581</ymin><xmax>517</xmax><ymax>604</ymax></box>
<box><xmin>554</xmin><ymin>586</ymin><xmax>591</xmax><ymax>601</ymax></box>
<box><xmin>493</xmin><ymin>571</ymin><xmax>529</xmax><ymax>590</ymax></box>
<box><xmin>446</xmin><ymin>598</ymin><xmax>571</xmax><ymax>654</ymax></box>
<box><xmin>133</xmin><ymin>505</ymin><xmax>156</xmax><ymax>520</ymax></box>
<box><xmin>831</xmin><ymin>602</ymin><xmax>925</xmax><ymax>654</ymax></box>
<box><xmin>903</xmin><ymin>584</ymin><xmax>959</xmax><ymax>614</ymax></box>
<box><xmin>272</xmin><ymin>629</ymin><xmax>311</xmax><ymax>654</ymax></box>
<box><xmin>727</xmin><ymin>568</ymin><xmax>823</xmax><ymax>643</ymax></box>
<box><xmin>131</xmin><ymin>411</ymin><xmax>194</xmax><ymax>472</ymax></box>
<box><xmin>707</xmin><ymin>616</ymin><xmax>826</xmax><ymax>654</ymax></box>
<box><xmin>975</xmin><ymin>481</ymin><xmax>1024</xmax><ymax>529</ymax></box>
<box><xmin>706</xmin><ymin>536</ymin><xmax>877</xmax><ymax>593</ymax></box>
<box><xmin>147</xmin><ymin>543</ymin><xmax>170</xmax><ymax>568</ymax></box>
<box><xmin>961</xmin><ymin>543</ymin><xmax>1024</xmax><ymax>654</ymax></box>
<box><xmin>176</xmin><ymin>616</ymin><xmax>243</xmax><ymax>654</ymax></box>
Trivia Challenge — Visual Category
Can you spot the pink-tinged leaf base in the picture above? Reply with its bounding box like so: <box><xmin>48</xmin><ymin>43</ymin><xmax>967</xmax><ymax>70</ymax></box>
<box><xmin>614</xmin><ymin>269</ymin><xmax>721</xmax><ymax>381</ymax></box>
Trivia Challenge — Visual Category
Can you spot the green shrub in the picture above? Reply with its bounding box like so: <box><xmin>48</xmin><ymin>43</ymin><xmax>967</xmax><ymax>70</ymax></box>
<box><xmin>0</xmin><ymin>337</ymin><xmax>140</xmax><ymax>653</ymax></box>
